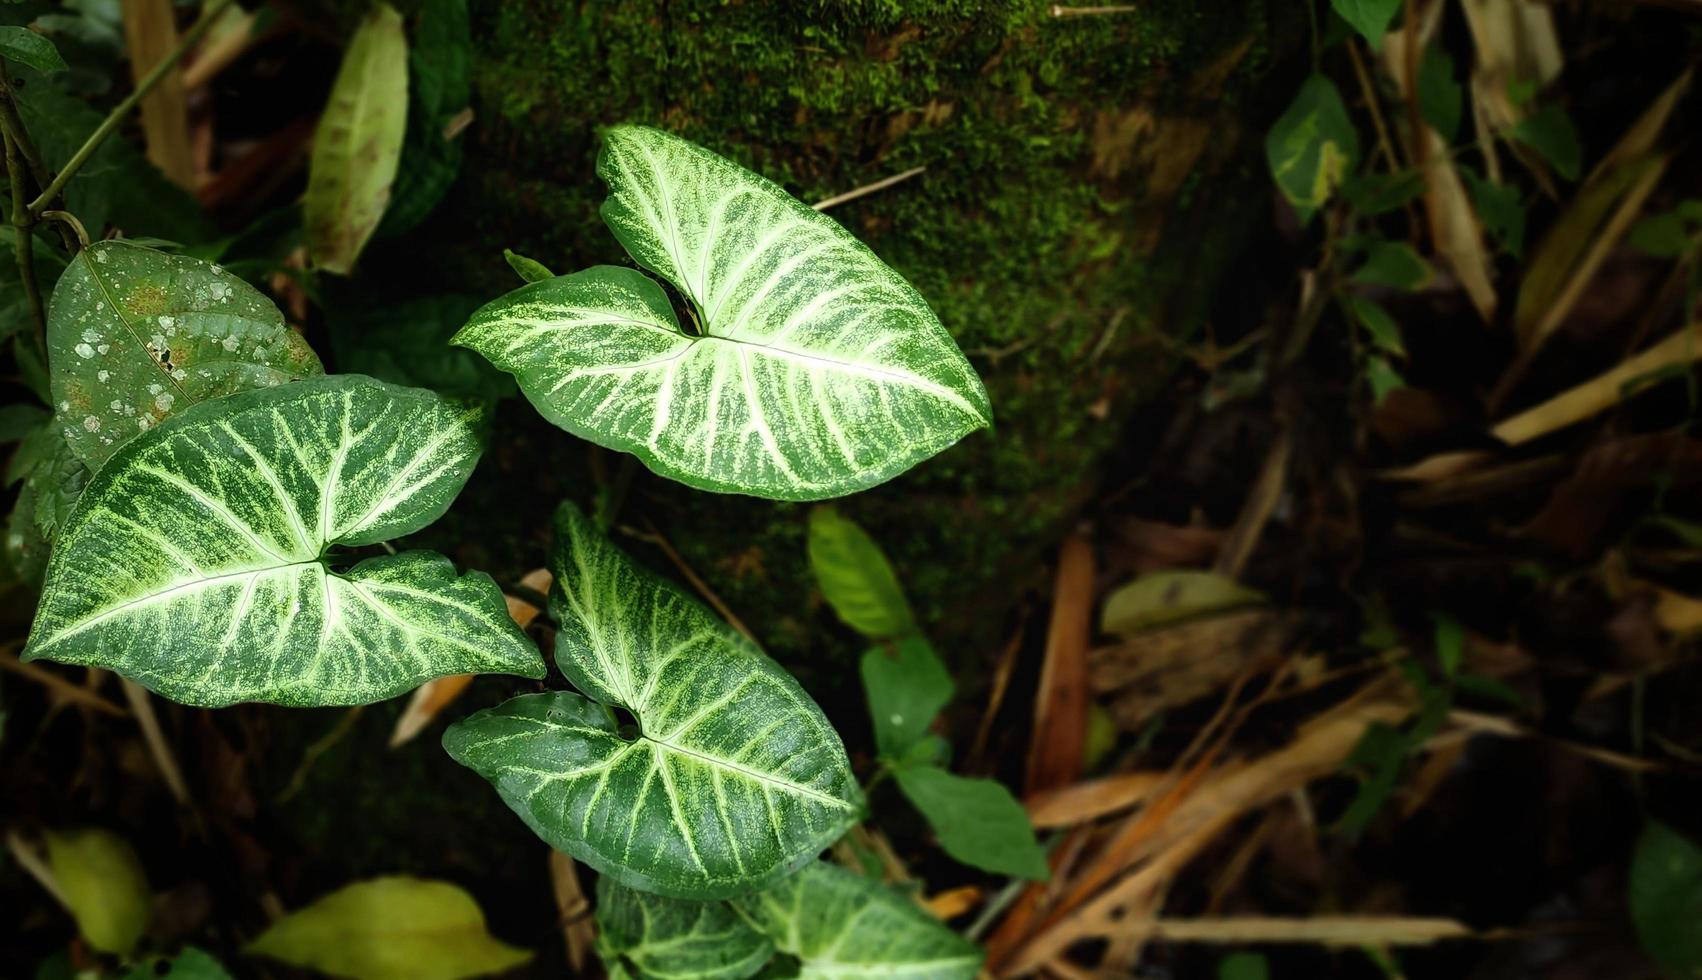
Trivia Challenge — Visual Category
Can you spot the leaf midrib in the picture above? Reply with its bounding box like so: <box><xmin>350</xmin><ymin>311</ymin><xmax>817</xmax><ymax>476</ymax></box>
<box><xmin>82</xmin><ymin>250</ymin><xmax>192</xmax><ymax>402</ymax></box>
<box><xmin>642</xmin><ymin>734</ymin><xmax>855</xmax><ymax>811</ymax></box>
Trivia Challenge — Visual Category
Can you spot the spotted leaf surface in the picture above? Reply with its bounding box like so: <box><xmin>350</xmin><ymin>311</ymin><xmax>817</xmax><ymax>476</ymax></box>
<box><xmin>23</xmin><ymin>375</ymin><xmax>544</xmax><ymax>707</ymax></box>
<box><xmin>731</xmin><ymin>862</ymin><xmax>983</xmax><ymax>979</ymax></box>
<box><xmin>595</xmin><ymin>876</ymin><xmax>773</xmax><ymax>980</ymax></box>
<box><xmin>443</xmin><ymin>504</ymin><xmax>861</xmax><ymax>898</ymax></box>
<box><xmin>48</xmin><ymin>241</ymin><xmax>322</xmax><ymax>471</ymax></box>
<box><xmin>453</xmin><ymin>125</ymin><xmax>991</xmax><ymax>500</ymax></box>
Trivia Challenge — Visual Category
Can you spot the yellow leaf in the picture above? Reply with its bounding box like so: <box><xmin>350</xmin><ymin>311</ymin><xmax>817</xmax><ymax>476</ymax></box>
<box><xmin>45</xmin><ymin>828</ymin><xmax>151</xmax><ymax>955</ymax></box>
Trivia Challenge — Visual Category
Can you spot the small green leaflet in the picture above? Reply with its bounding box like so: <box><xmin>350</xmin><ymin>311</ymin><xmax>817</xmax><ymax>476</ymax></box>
<box><xmin>444</xmin><ymin>504</ymin><xmax>861</xmax><ymax>898</ymax></box>
<box><xmin>1100</xmin><ymin>569</ymin><xmax>1266</xmax><ymax>636</ymax></box>
<box><xmin>1630</xmin><ymin>821</ymin><xmax>1702</xmax><ymax>977</ymax></box>
<box><xmin>1266</xmin><ymin>75</ymin><xmax>1358</xmax><ymax>222</ymax></box>
<box><xmin>596</xmin><ymin>876</ymin><xmax>774</xmax><ymax>980</ymax></box>
<box><xmin>808</xmin><ymin>506</ymin><xmax>915</xmax><ymax>640</ymax></box>
<box><xmin>45</xmin><ymin>828</ymin><xmax>151</xmax><ymax>956</ymax></box>
<box><xmin>454</xmin><ymin>125</ymin><xmax>992</xmax><ymax>501</ymax></box>
<box><xmin>862</xmin><ymin>635</ymin><xmax>952</xmax><ymax>760</ymax></box>
<box><xmin>24</xmin><ymin>375</ymin><xmax>544</xmax><ymax>707</ymax></box>
<box><xmin>1351</xmin><ymin>241</ymin><xmax>1431</xmax><ymax>291</ymax></box>
<box><xmin>894</xmin><ymin>765</ymin><xmax>1049</xmax><ymax>880</ymax></box>
<box><xmin>502</xmin><ymin>248</ymin><xmax>554</xmax><ymax>283</ymax></box>
<box><xmin>47</xmin><ymin>241</ymin><xmax>323</xmax><ymax>470</ymax></box>
<box><xmin>1330</xmin><ymin>0</ymin><xmax>1398</xmax><ymax>49</ymax></box>
<box><xmin>730</xmin><ymin>861</ymin><xmax>983</xmax><ymax>979</ymax></box>
<box><xmin>378</xmin><ymin>0</ymin><xmax>470</xmax><ymax>238</ymax></box>
<box><xmin>1510</xmin><ymin>106</ymin><xmax>1582</xmax><ymax>183</ymax></box>
<box><xmin>306</xmin><ymin>2</ymin><xmax>409</xmax><ymax>274</ymax></box>
<box><xmin>4</xmin><ymin>421</ymin><xmax>86</xmax><ymax>585</ymax></box>
<box><xmin>245</xmin><ymin>877</ymin><xmax>532</xmax><ymax>980</ymax></box>
<box><xmin>0</xmin><ymin>25</ymin><xmax>65</xmax><ymax>73</ymax></box>
<box><xmin>1343</xmin><ymin>296</ymin><xmax>1405</xmax><ymax>357</ymax></box>
<box><xmin>1417</xmin><ymin>48</ymin><xmax>1462</xmax><ymax>143</ymax></box>
<box><xmin>121</xmin><ymin>947</ymin><xmax>234</xmax><ymax>980</ymax></box>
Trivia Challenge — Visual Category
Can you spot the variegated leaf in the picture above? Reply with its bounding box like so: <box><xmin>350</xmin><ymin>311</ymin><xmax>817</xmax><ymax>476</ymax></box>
<box><xmin>731</xmin><ymin>861</ymin><xmax>983</xmax><ymax>979</ymax></box>
<box><xmin>23</xmin><ymin>375</ymin><xmax>544</xmax><ymax>707</ymax></box>
<box><xmin>595</xmin><ymin>876</ymin><xmax>773</xmax><ymax>980</ymax></box>
<box><xmin>48</xmin><ymin>241</ymin><xmax>322</xmax><ymax>470</ymax></box>
<box><xmin>443</xmin><ymin>504</ymin><xmax>861</xmax><ymax>898</ymax></box>
<box><xmin>453</xmin><ymin>125</ymin><xmax>991</xmax><ymax>500</ymax></box>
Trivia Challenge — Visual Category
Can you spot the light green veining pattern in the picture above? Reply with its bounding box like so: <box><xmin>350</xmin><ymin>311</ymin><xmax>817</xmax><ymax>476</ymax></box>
<box><xmin>731</xmin><ymin>862</ymin><xmax>983</xmax><ymax>979</ymax></box>
<box><xmin>453</xmin><ymin>125</ymin><xmax>992</xmax><ymax>500</ymax></box>
<box><xmin>595</xmin><ymin>876</ymin><xmax>773</xmax><ymax>980</ymax></box>
<box><xmin>48</xmin><ymin>241</ymin><xmax>322</xmax><ymax>470</ymax></box>
<box><xmin>443</xmin><ymin>504</ymin><xmax>861</xmax><ymax>898</ymax></box>
<box><xmin>23</xmin><ymin>375</ymin><xmax>544</xmax><ymax>707</ymax></box>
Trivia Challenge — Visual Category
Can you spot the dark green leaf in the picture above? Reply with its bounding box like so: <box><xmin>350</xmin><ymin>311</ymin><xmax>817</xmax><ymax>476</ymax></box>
<box><xmin>503</xmin><ymin>248</ymin><xmax>554</xmax><ymax>283</ymax></box>
<box><xmin>1630</xmin><ymin>822</ymin><xmax>1702</xmax><ymax>978</ymax></box>
<box><xmin>895</xmin><ymin>764</ymin><xmax>1049</xmax><ymax>880</ymax></box>
<box><xmin>1433</xmin><ymin>612</ymin><xmax>1463</xmax><ymax>677</ymax></box>
<box><xmin>120</xmin><ymin>948</ymin><xmax>234</xmax><ymax>980</ymax></box>
<box><xmin>1630</xmin><ymin>213</ymin><xmax>1695</xmax><ymax>259</ymax></box>
<box><xmin>378</xmin><ymin>0</ymin><xmax>469</xmax><ymax>237</ymax></box>
<box><xmin>1330</xmin><ymin>0</ymin><xmax>1399</xmax><ymax>48</ymax></box>
<box><xmin>1335</xmin><ymin>722</ymin><xmax>1408</xmax><ymax>836</ymax></box>
<box><xmin>1344</xmin><ymin>295</ymin><xmax>1404</xmax><ymax>356</ymax></box>
<box><xmin>1266</xmin><ymin>74</ymin><xmax>1359</xmax><ymax>222</ymax></box>
<box><xmin>808</xmin><ymin>505</ymin><xmax>915</xmax><ymax>641</ymax></box>
<box><xmin>0</xmin><ymin>404</ymin><xmax>48</xmax><ymax>443</ymax></box>
<box><xmin>1219</xmin><ymin>953</ymin><xmax>1270</xmax><ymax>980</ymax></box>
<box><xmin>327</xmin><ymin>292</ymin><xmax>514</xmax><ymax>403</ymax></box>
<box><xmin>1510</xmin><ymin>106</ymin><xmax>1582</xmax><ymax>182</ymax></box>
<box><xmin>1342</xmin><ymin>170</ymin><xmax>1424</xmax><ymax>215</ymax></box>
<box><xmin>1417</xmin><ymin>47</ymin><xmax>1462</xmax><ymax>142</ymax></box>
<box><xmin>1352</xmin><ymin>241</ymin><xmax>1432</xmax><ymax>291</ymax></box>
<box><xmin>596</xmin><ymin>877</ymin><xmax>772</xmax><ymax>980</ymax></box>
<box><xmin>0</xmin><ymin>26</ymin><xmax>65</xmax><ymax>72</ymax></box>
<box><xmin>1462</xmin><ymin>169</ymin><xmax>1527</xmax><ymax>258</ymax></box>
<box><xmin>862</xmin><ymin>635</ymin><xmax>953</xmax><ymax>760</ymax></box>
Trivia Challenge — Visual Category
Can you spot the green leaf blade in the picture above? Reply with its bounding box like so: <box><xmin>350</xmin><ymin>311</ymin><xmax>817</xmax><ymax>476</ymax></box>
<box><xmin>48</xmin><ymin>241</ymin><xmax>324</xmax><ymax>471</ymax></box>
<box><xmin>306</xmin><ymin>2</ymin><xmax>410</xmax><ymax>274</ymax></box>
<box><xmin>0</xmin><ymin>25</ymin><xmax>65</xmax><ymax>73</ymax></box>
<box><xmin>596</xmin><ymin>877</ymin><xmax>773</xmax><ymax>980</ymax></box>
<box><xmin>45</xmin><ymin>828</ymin><xmax>150</xmax><ymax>956</ymax></box>
<box><xmin>1266</xmin><ymin>75</ymin><xmax>1359</xmax><ymax>222</ymax></box>
<box><xmin>732</xmin><ymin>861</ymin><xmax>983</xmax><ymax>979</ymax></box>
<box><xmin>861</xmin><ymin>636</ymin><xmax>952</xmax><ymax>760</ymax></box>
<box><xmin>444</xmin><ymin>504</ymin><xmax>861</xmax><ymax>898</ymax></box>
<box><xmin>245</xmin><ymin>876</ymin><xmax>532</xmax><ymax>980</ymax></box>
<box><xmin>1630</xmin><ymin>821</ymin><xmax>1702</xmax><ymax>977</ymax></box>
<box><xmin>458</xmin><ymin>126</ymin><xmax>991</xmax><ymax>501</ymax></box>
<box><xmin>808</xmin><ymin>506</ymin><xmax>915</xmax><ymax>640</ymax></box>
<box><xmin>896</xmin><ymin>765</ymin><xmax>1048</xmax><ymax>880</ymax></box>
<box><xmin>23</xmin><ymin>376</ymin><xmax>544</xmax><ymax>707</ymax></box>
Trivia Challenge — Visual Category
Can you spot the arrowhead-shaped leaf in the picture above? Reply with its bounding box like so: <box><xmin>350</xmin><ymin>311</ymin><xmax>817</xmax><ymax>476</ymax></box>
<box><xmin>23</xmin><ymin>375</ymin><xmax>545</xmax><ymax>707</ymax></box>
<box><xmin>596</xmin><ymin>876</ymin><xmax>773</xmax><ymax>980</ymax></box>
<box><xmin>48</xmin><ymin>241</ymin><xmax>323</xmax><ymax>470</ymax></box>
<box><xmin>453</xmin><ymin>125</ymin><xmax>991</xmax><ymax>501</ymax></box>
<box><xmin>731</xmin><ymin>861</ymin><xmax>983</xmax><ymax>979</ymax></box>
<box><xmin>245</xmin><ymin>876</ymin><xmax>532</xmax><ymax>980</ymax></box>
<box><xmin>444</xmin><ymin>504</ymin><xmax>861</xmax><ymax>898</ymax></box>
<box><xmin>893</xmin><ymin>764</ymin><xmax>1049</xmax><ymax>880</ymax></box>
<box><xmin>808</xmin><ymin>506</ymin><xmax>915</xmax><ymax>641</ymax></box>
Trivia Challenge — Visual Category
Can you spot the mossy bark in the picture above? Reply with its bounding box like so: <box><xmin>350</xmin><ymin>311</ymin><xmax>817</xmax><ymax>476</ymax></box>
<box><xmin>402</xmin><ymin>0</ymin><xmax>1300</xmax><ymax>683</ymax></box>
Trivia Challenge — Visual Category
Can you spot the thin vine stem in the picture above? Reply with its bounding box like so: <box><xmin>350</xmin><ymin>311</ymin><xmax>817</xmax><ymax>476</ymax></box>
<box><xmin>5</xmin><ymin>126</ymin><xmax>46</xmax><ymax>357</ymax></box>
<box><xmin>27</xmin><ymin>0</ymin><xmax>234</xmax><ymax>216</ymax></box>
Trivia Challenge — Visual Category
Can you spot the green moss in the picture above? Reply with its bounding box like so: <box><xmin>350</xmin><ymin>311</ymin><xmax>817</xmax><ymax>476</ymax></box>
<box><xmin>388</xmin><ymin>0</ymin><xmax>1298</xmax><ymax>684</ymax></box>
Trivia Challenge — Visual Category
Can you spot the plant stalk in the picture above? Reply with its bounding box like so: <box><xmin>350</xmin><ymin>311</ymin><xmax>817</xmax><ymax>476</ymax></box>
<box><xmin>27</xmin><ymin>0</ymin><xmax>234</xmax><ymax>215</ymax></box>
<box><xmin>5</xmin><ymin>126</ymin><xmax>46</xmax><ymax>357</ymax></box>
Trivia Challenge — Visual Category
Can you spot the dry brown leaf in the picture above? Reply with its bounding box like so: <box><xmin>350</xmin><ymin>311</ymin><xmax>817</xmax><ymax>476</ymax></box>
<box><xmin>1091</xmin><ymin>610</ymin><xmax>1291</xmax><ymax>730</ymax></box>
<box><xmin>1100</xmin><ymin>915</ymin><xmax>1476</xmax><ymax>946</ymax></box>
<box><xmin>1026</xmin><ymin>772</ymin><xmax>1166</xmax><ymax>830</ymax></box>
<box><xmin>1027</xmin><ymin>534</ymin><xmax>1095</xmax><ymax>796</ymax></box>
<box><xmin>1462</xmin><ymin>0</ymin><xmax>1563</xmax><ymax>132</ymax></box>
<box><xmin>548</xmin><ymin>850</ymin><xmax>595</xmax><ymax>972</ymax></box>
<box><xmin>1492</xmin><ymin>323</ymin><xmax>1702</xmax><ymax>446</ymax></box>
<box><xmin>122</xmin><ymin>0</ymin><xmax>196</xmax><ymax>189</ymax></box>
<box><xmin>925</xmin><ymin>886</ymin><xmax>983</xmax><ymax>920</ymax></box>
<box><xmin>389</xmin><ymin>568</ymin><xmax>551</xmax><ymax>747</ymax></box>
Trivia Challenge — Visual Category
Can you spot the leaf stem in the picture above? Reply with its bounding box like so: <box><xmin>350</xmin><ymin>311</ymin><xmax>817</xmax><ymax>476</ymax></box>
<box><xmin>4</xmin><ymin>125</ymin><xmax>46</xmax><ymax>357</ymax></box>
<box><xmin>40</xmin><ymin>210</ymin><xmax>89</xmax><ymax>247</ymax></box>
<box><xmin>27</xmin><ymin>0</ymin><xmax>234</xmax><ymax>216</ymax></box>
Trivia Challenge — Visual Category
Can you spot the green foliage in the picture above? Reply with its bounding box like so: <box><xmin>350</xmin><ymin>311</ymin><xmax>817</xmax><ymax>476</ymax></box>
<box><xmin>730</xmin><ymin>861</ymin><xmax>983</xmax><ymax>978</ymax></box>
<box><xmin>1344</xmin><ymin>296</ymin><xmax>1405</xmax><ymax>357</ymax></box>
<box><xmin>809</xmin><ymin>505</ymin><xmax>917</xmax><ymax>640</ymax></box>
<box><xmin>1266</xmin><ymin>74</ymin><xmax>1359</xmax><ymax>223</ymax></box>
<box><xmin>1510</xmin><ymin>106</ymin><xmax>1582</xmax><ymax>182</ymax></box>
<box><xmin>596</xmin><ymin>877</ymin><xmax>774</xmax><ymax>980</ymax></box>
<box><xmin>456</xmin><ymin>126</ymin><xmax>992</xmax><ymax>501</ymax></box>
<box><xmin>1630</xmin><ymin>203</ymin><xmax>1702</xmax><ymax>259</ymax></box>
<box><xmin>1330</xmin><ymin>0</ymin><xmax>1399</xmax><ymax>49</ymax></box>
<box><xmin>1462</xmin><ymin>169</ymin><xmax>1528</xmax><ymax>258</ymax></box>
<box><xmin>44</xmin><ymin>827</ymin><xmax>150</xmax><ymax>955</ymax></box>
<box><xmin>1342</xmin><ymin>170</ymin><xmax>1424</xmax><ymax>216</ymax></box>
<box><xmin>1630</xmin><ymin>822</ymin><xmax>1702</xmax><ymax>978</ymax></box>
<box><xmin>444</xmin><ymin>504</ymin><xmax>861</xmax><ymax>899</ymax></box>
<box><xmin>0</xmin><ymin>25</ymin><xmax>64</xmax><ymax>73</ymax></box>
<box><xmin>1417</xmin><ymin>47</ymin><xmax>1462</xmax><ymax>142</ymax></box>
<box><xmin>4</xmin><ymin>420</ymin><xmax>85</xmax><ymax>584</ymax></box>
<box><xmin>501</xmin><ymin>247</ymin><xmax>553</xmax><ymax>283</ymax></box>
<box><xmin>326</xmin><ymin>291</ymin><xmax>513</xmax><ymax>403</ymax></box>
<box><xmin>47</xmin><ymin>241</ymin><xmax>323</xmax><ymax>469</ymax></box>
<box><xmin>1219</xmin><ymin>952</ymin><xmax>1271</xmax><ymax>980</ymax></box>
<box><xmin>23</xmin><ymin>376</ymin><xmax>545</xmax><ymax>707</ymax></box>
<box><xmin>862</xmin><ymin>635</ymin><xmax>954</xmax><ymax>759</ymax></box>
<box><xmin>305</xmin><ymin>2</ymin><xmax>409</xmax><ymax>274</ymax></box>
<box><xmin>378</xmin><ymin>0</ymin><xmax>470</xmax><ymax>238</ymax></box>
<box><xmin>244</xmin><ymin>876</ymin><xmax>531</xmax><ymax>980</ymax></box>
<box><xmin>893</xmin><ymin>765</ymin><xmax>1050</xmax><ymax>880</ymax></box>
<box><xmin>120</xmin><ymin>947</ymin><xmax>234</xmax><ymax>980</ymax></box>
<box><xmin>1351</xmin><ymin>241</ymin><xmax>1432</xmax><ymax>291</ymax></box>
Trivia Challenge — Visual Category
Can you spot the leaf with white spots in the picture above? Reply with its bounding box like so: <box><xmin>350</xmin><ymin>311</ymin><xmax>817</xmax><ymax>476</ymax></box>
<box><xmin>48</xmin><ymin>241</ymin><xmax>322</xmax><ymax>472</ymax></box>
<box><xmin>730</xmin><ymin>861</ymin><xmax>983</xmax><ymax>979</ymax></box>
<box><xmin>443</xmin><ymin>504</ymin><xmax>861</xmax><ymax>898</ymax></box>
<box><xmin>595</xmin><ymin>876</ymin><xmax>773</xmax><ymax>980</ymax></box>
<box><xmin>22</xmin><ymin>375</ymin><xmax>545</xmax><ymax>707</ymax></box>
<box><xmin>453</xmin><ymin>125</ymin><xmax>991</xmax><ymax>501</ymax></box>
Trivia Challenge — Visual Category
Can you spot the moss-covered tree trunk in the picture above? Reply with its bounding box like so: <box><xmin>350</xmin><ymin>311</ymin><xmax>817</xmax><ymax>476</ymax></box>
<box><xmin>421</xmin><ymin>0</ymin><xmax>1296</xmax><ymax>677</ymax></box>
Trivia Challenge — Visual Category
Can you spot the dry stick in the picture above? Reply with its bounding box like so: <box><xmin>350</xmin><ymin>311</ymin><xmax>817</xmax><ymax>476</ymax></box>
<box><xmin>4</xmin><ymin>831</ymin><xmax>67</xmax><ymax>907</ymax></box>
<box><xmin>1212</xmin><ymin>426</ymin><xmax>1292</xmax><ymax>580</ymax></box>
<box><xmin>120</xmin><ymin>678</ymin><xmax>191</xmax><ymax>805</ymax></box>
<box><xmin>0</xmin><ymin>646</ymin><xmax>128</xmax><ymax>717</ymax></box>
<box><xmin>1345</xmin><ymin>37</ymin><xmax>1403</xmax><ymax>172</ymax></box>
<box><xmin>812</xmin><ymin>165</ymin><xmax>926</xmax><ymax>211</ymax></box>
<box><xmin>628</xmin><ymin>519</ymin><xmax>756</xmax><ymax>641</ymax></box>
<box><xmin>29</xmin><ymin>0</ymin><xmax>234</xmax><ymax>215</ymax></box>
